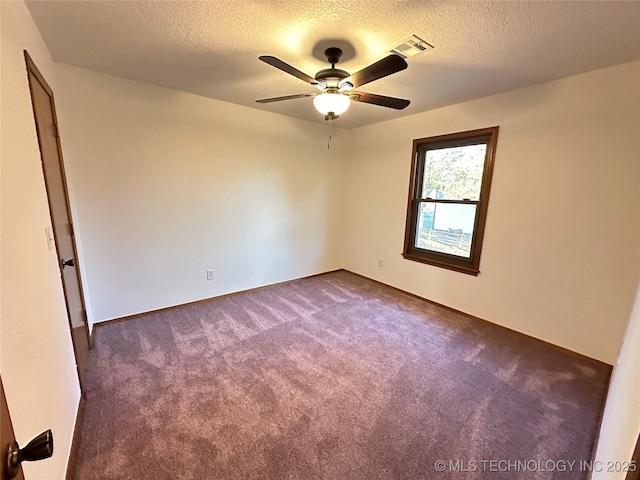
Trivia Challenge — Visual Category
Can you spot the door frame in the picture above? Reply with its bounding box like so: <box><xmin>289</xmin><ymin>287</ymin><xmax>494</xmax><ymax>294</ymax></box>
<box><xmin>24</xmin><ymin>51</ymin><xmax>92</xmax><ymax>389</ymax></box>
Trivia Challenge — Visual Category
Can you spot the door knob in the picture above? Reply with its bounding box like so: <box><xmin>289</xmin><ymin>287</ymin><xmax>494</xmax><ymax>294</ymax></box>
<box><xmin>3</xmin><ymin>429</ymin><xmax>53</xmax><ymax>479</ymax></box>
<box><xmin>60</xmin><ymin>258</ymin><xmax>75</xmax><ymax>269</ymax></box>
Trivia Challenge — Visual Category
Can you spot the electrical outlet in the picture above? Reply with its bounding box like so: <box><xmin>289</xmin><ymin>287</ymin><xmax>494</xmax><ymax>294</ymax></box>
<box><xmin>377</xmin><ymin>258</ymin><xmax>384</xmax><ymax>268</ymax></box>
<box><xmin>206</xmin><ymin>269</ymin><xmax>215</xmax><ymax>280</ymax></box>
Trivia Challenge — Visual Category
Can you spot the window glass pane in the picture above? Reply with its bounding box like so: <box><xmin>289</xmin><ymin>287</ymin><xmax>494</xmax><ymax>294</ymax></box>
<box><xmin>415</xmin><ymin>203</ymin><xmax>477</xmax><ymax>258</ymax></box>
<box><xmin>421</xmin><ymin>144</ymin><xmax>486</xmax><ymax>200</ymax></box>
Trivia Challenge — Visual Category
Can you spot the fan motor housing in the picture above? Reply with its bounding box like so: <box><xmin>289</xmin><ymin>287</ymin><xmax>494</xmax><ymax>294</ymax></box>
<box><xmin>315</xmin><ymin>68</ymin><xmax>349</xmax><ymax>87</ymax></box>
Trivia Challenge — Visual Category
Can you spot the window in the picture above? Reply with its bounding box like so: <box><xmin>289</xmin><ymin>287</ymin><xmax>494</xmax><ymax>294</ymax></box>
<box><xmin>403</xmin><ymin>127</ymin><xmax>499</xmax><ymax>275</ymax></box>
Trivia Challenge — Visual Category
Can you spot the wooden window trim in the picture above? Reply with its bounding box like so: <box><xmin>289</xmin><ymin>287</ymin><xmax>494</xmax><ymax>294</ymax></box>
<box><xmin>402</xmin><ymin>126</ymin><xmax>499</xmax><ymax>275</ymax></box>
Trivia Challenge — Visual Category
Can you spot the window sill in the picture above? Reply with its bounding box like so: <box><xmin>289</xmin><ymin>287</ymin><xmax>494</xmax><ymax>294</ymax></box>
<box><xmin>401</xmin><ymin>253</ymin><xmax>480</xmax><ymax>276</ymax></box>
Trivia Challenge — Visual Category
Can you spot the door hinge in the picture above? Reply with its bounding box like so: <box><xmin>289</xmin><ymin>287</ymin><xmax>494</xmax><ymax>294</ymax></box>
<box><xmin>53</xmin><ymin>122</ymin><xmax>60</xmax><ymax>138</ymax></box>
<box><xmin>68</xmin><ymin>222</ymin><xmax>74</xmax><ymax>236</ymax></box>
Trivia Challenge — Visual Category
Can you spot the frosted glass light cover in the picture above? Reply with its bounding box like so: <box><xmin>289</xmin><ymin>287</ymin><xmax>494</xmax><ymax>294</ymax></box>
<box><xmin>313</xmin><ymin>93</ymin><xmax>350</xmax><ymax>115</ymax></box>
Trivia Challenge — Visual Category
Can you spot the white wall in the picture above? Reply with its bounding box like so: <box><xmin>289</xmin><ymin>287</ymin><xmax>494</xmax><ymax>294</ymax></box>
<box><xmin>54</xmin><ymin>64</ymin><xmax>347</xmax><ymax>325</ymax></box>
<box><xmin>343</xmin><ymin>61</ymin><xmax>640</xmax><ymax>364</ymax></box>
<box><xmin>593</xmin><ymin>283</ymin><xmax>640</xmax><ymax>479</ymax></box>
<box><xmin>0</xmin><ymin>2</ymin><xmax>81</xmax><ymax>479</ymax></box>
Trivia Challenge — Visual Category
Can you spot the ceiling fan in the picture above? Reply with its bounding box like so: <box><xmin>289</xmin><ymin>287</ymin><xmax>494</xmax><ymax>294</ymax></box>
<box><xmin>256</xmin><ymin>47</ymin><xmax>410</xmax><ymax>120</ymax></box>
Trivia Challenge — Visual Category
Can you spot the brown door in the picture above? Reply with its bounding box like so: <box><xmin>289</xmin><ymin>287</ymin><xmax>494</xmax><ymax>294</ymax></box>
<box><xmin>24</xmin><ymin>51</ymin><xmax>91</xmax><ymax>391</ymax></box>
<box><xmin>1</xmin><ymin>378</ymin><xmax>25</xmax><ymax>480</ymax></box>
<box><xmin>628</xmin><ymin>433</ymin><xmax>640</xmax><ymax>480</ymax></box>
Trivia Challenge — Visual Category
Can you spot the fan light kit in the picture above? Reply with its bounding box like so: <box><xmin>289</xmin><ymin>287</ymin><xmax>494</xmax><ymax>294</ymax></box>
<box><xmin>256</xmin><ymin>46</ymin><xmax>412</xmax><ymax>121</ymax></box>
<box><xmin>313</xmin><ymin>92</ymin><xmax>351</xmax><ymax>115</ymax></box>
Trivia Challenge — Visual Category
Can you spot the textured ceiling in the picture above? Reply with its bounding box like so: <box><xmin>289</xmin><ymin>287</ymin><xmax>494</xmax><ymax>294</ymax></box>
<box><xmin>26</xmin><ymin>0</ymin><xmax>640</xmax><ymax>129</ymax></box>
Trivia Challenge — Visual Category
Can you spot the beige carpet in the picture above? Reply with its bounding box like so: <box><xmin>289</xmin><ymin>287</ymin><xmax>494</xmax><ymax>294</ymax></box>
<box><xmin>72</xmin><ymin>271</ymin><xmax>610</xmax><ymax>479</ymax></box>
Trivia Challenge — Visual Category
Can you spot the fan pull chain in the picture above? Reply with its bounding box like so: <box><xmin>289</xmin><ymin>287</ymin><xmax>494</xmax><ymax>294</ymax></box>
<box><xmin>327</xmin><ymin>116</ymin><xmax>333</xmax><ymax>150</ymax></box>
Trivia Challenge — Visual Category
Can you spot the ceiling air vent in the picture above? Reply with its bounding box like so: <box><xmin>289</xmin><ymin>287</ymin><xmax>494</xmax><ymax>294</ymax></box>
<box><xmin>390</xmin><ymin>35</ymin><xmax>434</xmax><ymax>58</ymax></box>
